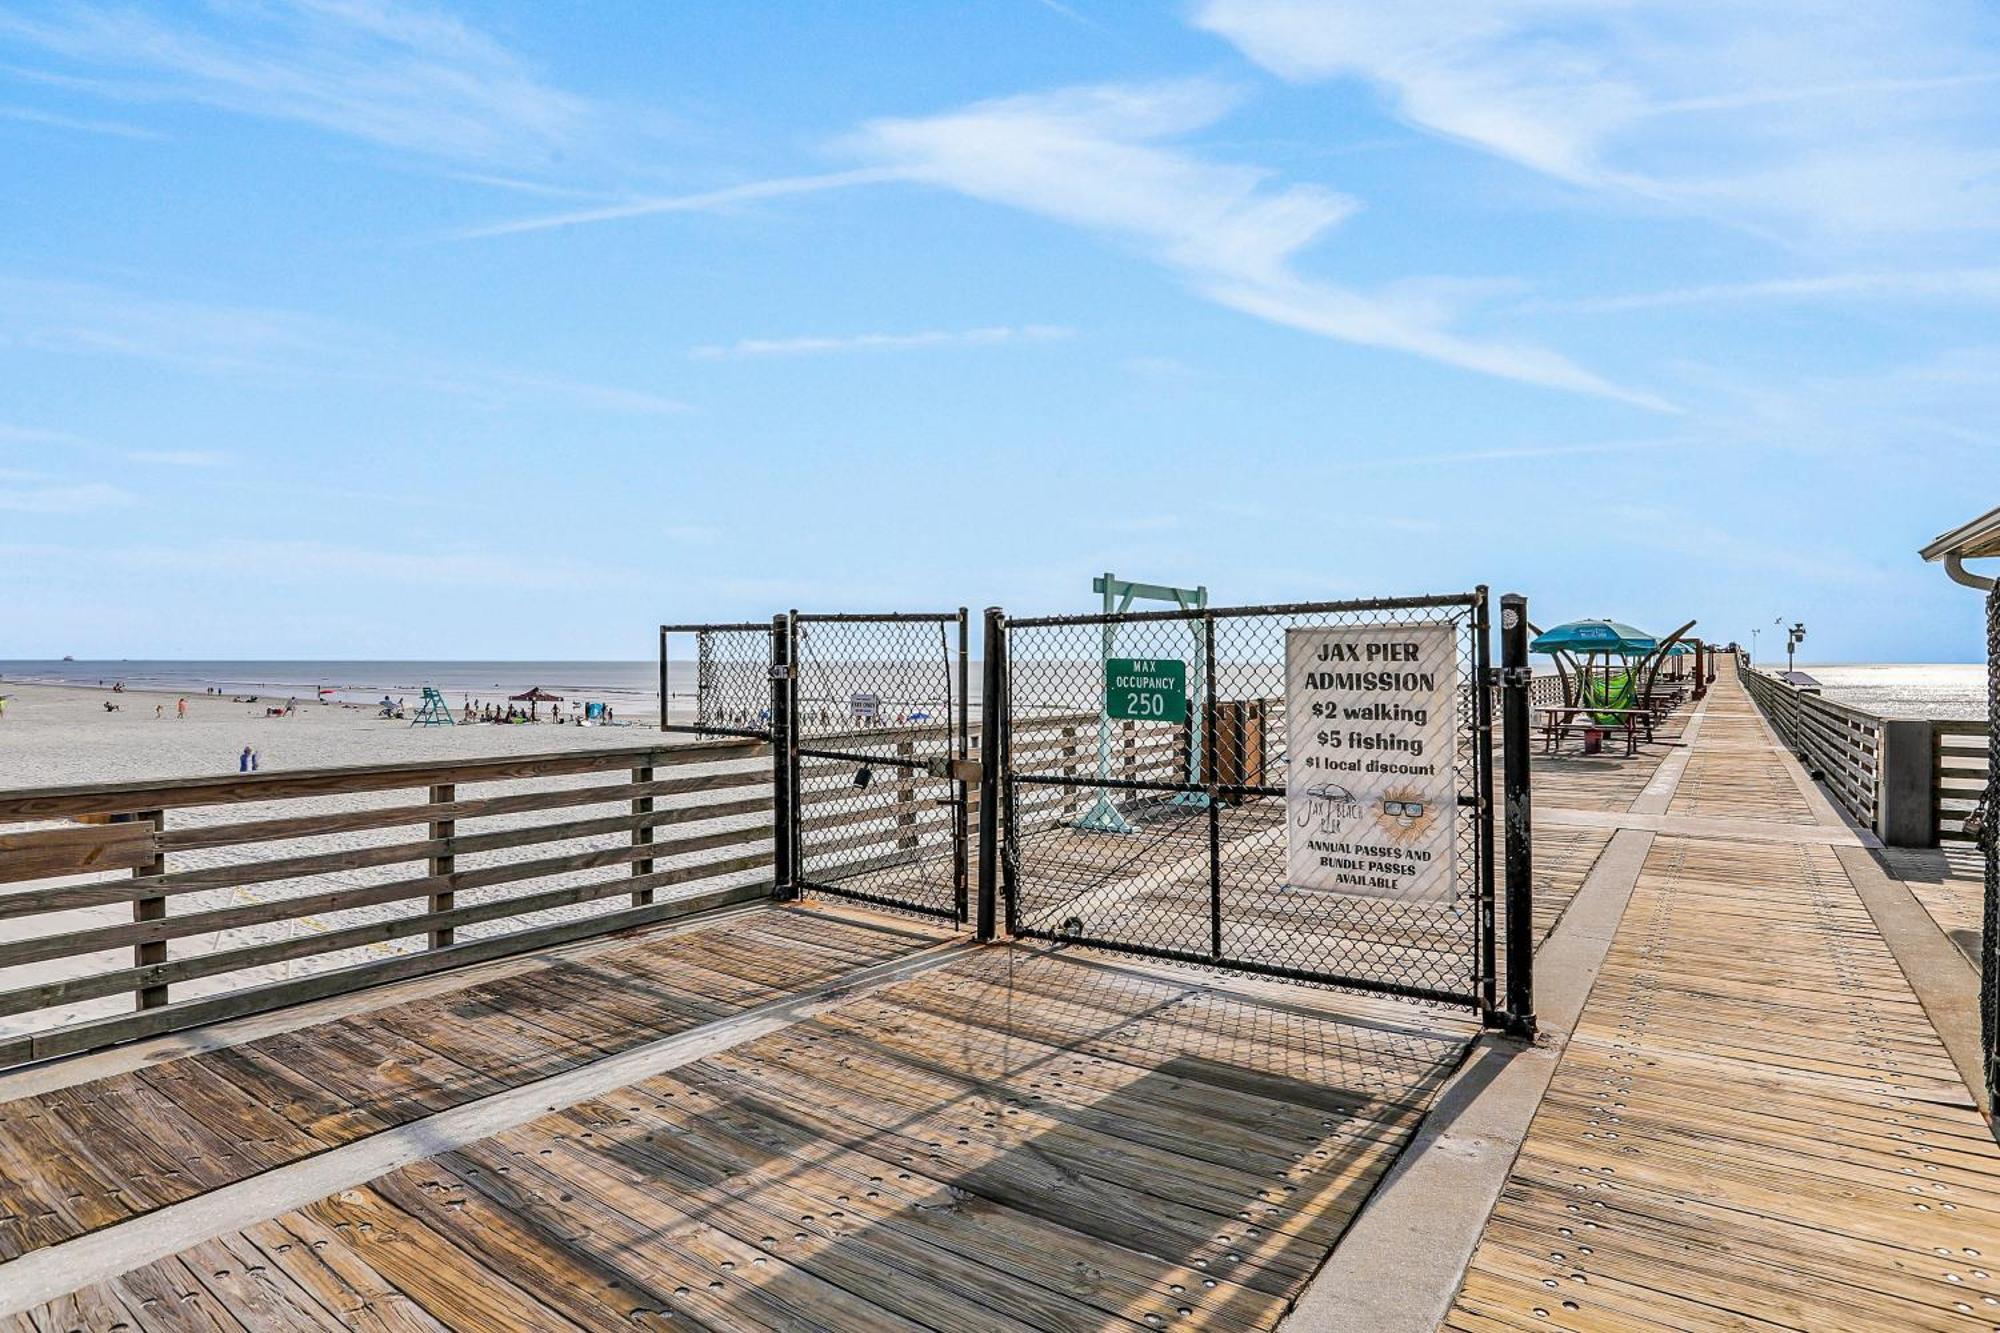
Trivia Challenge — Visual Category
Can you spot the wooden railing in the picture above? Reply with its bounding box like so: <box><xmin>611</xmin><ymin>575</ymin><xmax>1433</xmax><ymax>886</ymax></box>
<box><xmin>0</xmin><ymin>739</ymin><xmax>773</xmax><ymax>1068</ymax></box>
<box><xmin>1935</xmin><ymin>721</ymin><xmax>1987</xmax><ymax>847</ymax></box>
<box><xmin>1742</xmin><ymin>668</ymin><xmax>1882</xmax><ymax>828</ymax></box>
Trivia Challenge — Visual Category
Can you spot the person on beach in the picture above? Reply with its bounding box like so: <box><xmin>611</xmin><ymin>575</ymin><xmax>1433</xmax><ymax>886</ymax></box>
<box><xmin>240</xmin><ymin>745</ymin><xmax>252</xmax><ymax>773</ymax></box>
<box><xmin>251</xmin><ymin>748</ymin><xmax>260</xmax><ymax>772</ymax></box>
<box><xmin>155</xmin><ymin>703</ymin><xmax>164</xmax><ymax>719</ymax></box>
<box><xmin>176</xmin><ymin>697</ymin><xmax>187</xmax><ymax>720</ymax></box>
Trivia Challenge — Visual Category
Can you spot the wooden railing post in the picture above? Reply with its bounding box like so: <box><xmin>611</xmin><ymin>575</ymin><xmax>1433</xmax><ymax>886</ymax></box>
<box><xmin>1061</xmin><ymin>725</ymin><xmax>1077</xmax><ymax>816</ymax></box>
<box><xmin>134</xmin><ymin>809</ymin><xmax>167</xmax><ymax>1009</ymax></box>
<box><xmin>632</xmin><ymin>764</ymin><xmax>655</xmax><ymax>904</ymax></box>
<box><xmin>428</xmin><ymin>784</ymin><xmax>455</xmax><ymax>948</ymax></box>
<box><xmin>896</xmin><ymin>740</ymin><xmax>917</xmax><ymax>850</ymax></box>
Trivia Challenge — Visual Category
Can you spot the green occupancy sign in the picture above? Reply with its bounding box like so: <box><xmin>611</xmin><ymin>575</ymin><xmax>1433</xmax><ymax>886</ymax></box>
<box><xmin>1104</xmin><ymin>657</ymin><xmax>1188</xmax><ymax>722</ymax></box>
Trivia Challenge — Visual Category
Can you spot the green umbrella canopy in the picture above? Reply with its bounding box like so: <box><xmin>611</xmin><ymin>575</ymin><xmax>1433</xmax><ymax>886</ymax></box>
<box><xmin>1530</xmin><ymin>619</ymin><xmax>1658</xmax><ymax>657</ymax></box>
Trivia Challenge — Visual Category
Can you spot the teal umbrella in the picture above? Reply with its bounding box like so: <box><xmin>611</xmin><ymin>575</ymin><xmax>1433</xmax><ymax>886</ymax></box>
<box><xmin>1531</xmin><ymin>618</ymin><xmax>1662</xmax><ymax>722</ymax></box>
<box><xmin>1531</xmin><ymin>619</ymin><xmax>1657</xmax><ymax>656</ymax></box>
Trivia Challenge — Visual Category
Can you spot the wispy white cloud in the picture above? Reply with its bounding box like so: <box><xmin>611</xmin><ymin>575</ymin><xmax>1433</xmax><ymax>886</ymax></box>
<box><xmin>693</xmin><ymin>324</ymin><xmax>1074</xmax><ymax>359</ymax></box>
<box><xmin>0</xmin><ymin>481</ymin><xmax>132</xmax><ymax>513</ymax></box>
<box><xmin>1102</xmin><ymin>513</ymin><xmax>1181</xmax><ymax>534</ymax></box>
<box><xmin>1537</xmin><ymin>268</ymin><xmax>2000</xmax><ymax>313</ymax></box>
<box><xmin>1194</xmin><ymin>1</ymin><xmax>2000</xmax><ymax>239</ymax></box>
<box><xmin>846</xmin><ymin>81</ymin><xmax>1669</xmax><ymax>408</ymax></box>
<box><xmin>126</xmin><ymin>449</ymin><xmax>228</xmax><ymax>467</ymax></box>
<box><xmin>1341</xmin><ymin>436</ymin><xmax>1702</xmax><ymax>470</ymax></box>
<box><xmin>0</xmin><ymin>103</ymin><xmax>162</xmax><ymax>139</ymax></box>
<box><xmin>1031</xmin><ymin>0</ymin><xmax>1111</xmax><ymax>36</ymax></box>
<box><xmin>0</xmin><ymin>0</ymin><xmax>590</xmax><ymax>165</ymax></box>
<box><xmin>0</xmin><ymin>276</ymin><xmax>685</xmax><ymax>415</ymax></box>
<box><xmin>0</xmin><ymin>538</ymin><xmax>643</xmax><ymax>591</ymax></box>
<box><xmin>451</xmin><ymin>168</ymin><xmax>903</xmax><ymax>240</ymax></box>
<box><xmin>0</xmin><ymin>421</ymin><xmax>88</xmax><ymax>445</ymax></box>
<box><xmin>1602</xmin><ymin>503</ymin><xmax>1891</xmax><ymax>585</ymax></box>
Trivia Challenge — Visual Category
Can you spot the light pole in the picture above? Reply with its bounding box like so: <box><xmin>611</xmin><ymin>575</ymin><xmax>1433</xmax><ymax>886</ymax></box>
<box><xmin>1786</xmin><ymin>622</ymin><xmax>1807</xmax><ymax>675</ymax></box>
<box><xmin>1751</xmin><ymin>627</ymin><xmax>1760</xmax><ymax>663</ymax></box>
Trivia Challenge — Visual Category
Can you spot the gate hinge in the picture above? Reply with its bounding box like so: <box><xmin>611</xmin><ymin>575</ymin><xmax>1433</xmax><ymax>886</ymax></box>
<box><xmin>1489</xmin><ymin>666</ymin><xmax>1534</xmax><ymax>687</ymax></box>
<box><xmin>768</xmin><ymin>664</ymin><xmax>794</xmax><ymax>680</ymax></box>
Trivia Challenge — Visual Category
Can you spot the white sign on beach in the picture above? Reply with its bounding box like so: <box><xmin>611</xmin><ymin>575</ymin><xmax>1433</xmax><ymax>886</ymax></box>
<box><xmin>1284</xmin><ymin>622</ymin><xmax>1459</xmax><ymax>903</ymax></box>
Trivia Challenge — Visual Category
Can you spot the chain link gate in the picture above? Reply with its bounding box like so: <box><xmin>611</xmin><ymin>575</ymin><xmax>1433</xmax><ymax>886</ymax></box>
<box><xmin>785</xmin><ymin>612</ymin><xmax>972</xmax><ymax>924</ymax></box>
<box><xmin>989</xmin><ymin>590</ymin><xmax>1510</xmax><ymax>1016</ymax></box>
<box><xmin>659</xmin><ymin>621</ymin><xmax>782</xmax><ymax>740</ymax></box>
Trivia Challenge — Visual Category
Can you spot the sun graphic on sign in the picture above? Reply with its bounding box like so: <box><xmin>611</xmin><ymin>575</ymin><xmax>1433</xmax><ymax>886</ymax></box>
<box><xmin>1374</xmin><ymin>786</ymin><xmax>1438</xmax><ymax>844</ymax></box>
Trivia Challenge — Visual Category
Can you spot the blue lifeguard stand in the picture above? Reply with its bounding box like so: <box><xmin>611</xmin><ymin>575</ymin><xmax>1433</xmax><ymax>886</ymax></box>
<box><xmin>410</xmin><ymin>686</ymin><xmax>455</xmax><ymax>726</ymax></box>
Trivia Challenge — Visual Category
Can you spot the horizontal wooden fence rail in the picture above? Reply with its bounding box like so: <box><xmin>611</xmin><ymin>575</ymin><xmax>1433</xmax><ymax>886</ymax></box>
<box><xmin>1743</xmin><ymin>669</ymin><xmax>1990</xmax><ymax>848</ymax></box>
<box><xmin>1743</xmin><ymin>669</ymin><xmax>1882</xmax><ymax>829</ymax></box>
<box><xmin>1935</xmin><ymin>720</ymin><xmax>1987</xmax><ymax>847</ymax></box>
<box><xmin>0</xmin><ymin>739</ymin><xmax>773</xmax><ymax>1068</ymax></box>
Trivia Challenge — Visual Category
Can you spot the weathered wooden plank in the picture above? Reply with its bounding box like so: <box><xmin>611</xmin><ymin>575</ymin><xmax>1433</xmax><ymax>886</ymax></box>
<box><xmin>3</xmin><ymin>798</ymin><xmax>774</xmax><ymax>918</ymax></box>
<box><xmin>152</xmin><ymin>767</ymin><xmax>768</xmax><ymax>852</ymax></box>
<box><xmin>0</xmin><ymin>850</ymin><xmax>775</xmax><ymax>1018</ymax></box>
<box><xmin>0</xmin><ymin>738</ymin><xmax>765</xmax><ymax>821</ymax></box>
<box><xmin>0</xmin><ymin>826</ymin><xmax>771</xmax><ymax>967</ymax></box>
<box><xmin>13</xmin><ymin>881</ymin><xmax>770</xmax><ymax>1067</ymax></box>
<box><xmin>0</xmin><ymin>822</ymin><xmax>156</xmax><ymax>884</ymax></box>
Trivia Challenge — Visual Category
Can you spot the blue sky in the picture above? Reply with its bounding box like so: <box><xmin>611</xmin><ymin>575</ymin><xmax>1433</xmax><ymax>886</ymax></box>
<box><xmin>2</xmin><ymin>1</ymin><xmax>1996</xmax><ymax>662</ymax></box>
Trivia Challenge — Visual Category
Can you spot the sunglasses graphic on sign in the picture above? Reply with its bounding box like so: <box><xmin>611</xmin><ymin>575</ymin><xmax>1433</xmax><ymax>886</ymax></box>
<box><xmin>1383</xmin><ymin>800</ymin><xmax>1425</xmax><ymax>819</ymax></box>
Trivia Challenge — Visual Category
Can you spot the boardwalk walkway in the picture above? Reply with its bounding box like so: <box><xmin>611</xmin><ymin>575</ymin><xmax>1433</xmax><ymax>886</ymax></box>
<box><xmin>1445</xmin><ymin>661</ymin><xmax>2000</xmax><ymax>1332</ymax></box>
<box><xmin>1</xmin><ymin>660</ymin><xmax>1994</xmax><ymax>1330</ymax></box>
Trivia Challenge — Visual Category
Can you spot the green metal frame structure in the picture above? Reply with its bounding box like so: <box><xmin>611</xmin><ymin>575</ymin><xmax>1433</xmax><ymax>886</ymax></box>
<box><xmin>1076</xmin><ymin>572</ymin><xmax>1208</xmax><ymax>833</ymax></box>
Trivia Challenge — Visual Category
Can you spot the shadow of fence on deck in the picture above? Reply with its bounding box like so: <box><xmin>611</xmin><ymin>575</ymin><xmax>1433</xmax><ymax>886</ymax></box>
<box><xmin>416</xmin><ymin>945</ymin><xmax>1473</xmax><ymax>1330</ymax></box>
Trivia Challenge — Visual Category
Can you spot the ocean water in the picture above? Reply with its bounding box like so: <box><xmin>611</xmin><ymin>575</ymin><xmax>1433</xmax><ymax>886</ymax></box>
<box><xmin>1790</xmin><ymin>663</ymin><xmax>1985</xmax><ymax>721</ymax></box>
<box><xmin>5</xmin><ymin>659</ymin><xmax>1989</xmax><ymax>723</ymax></box>
<box><xmin>0</xmin><ymin>660</ymin><xmax>670</xmax><ymax>712</ymax></box>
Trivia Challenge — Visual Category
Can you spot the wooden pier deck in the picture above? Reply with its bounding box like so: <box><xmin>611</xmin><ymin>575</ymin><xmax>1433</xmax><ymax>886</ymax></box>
<box><xmin>1</xmin><ymin>660</ymin><xmax>1994</xmax><ymax>1331</ymax></box>
<box><xmin>0</xmin><ymin>903</ymin><xmax>1477</xmax><ymax>1331</ymax></box>
<box><xmin>1446</xmin><ymin>660</ymin><xmax>2000</xmax><ymax>1332</ymax></box>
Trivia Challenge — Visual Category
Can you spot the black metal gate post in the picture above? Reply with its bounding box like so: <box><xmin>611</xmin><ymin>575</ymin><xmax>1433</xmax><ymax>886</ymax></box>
<box><xmin>978</xmin><ymin>607</ymin><xmax>1005</xmax><ymax>941</ymax></box>
<box><xmin>1205</xmin><ymin>613</ymin><xmax>1223</xmax><ymax>961</ymax></box>
<box><xmin>771</xmin><ymin>612</ymin><xmax>796</xmax><ymax>901</ymax></box>
<box><xmin>1474</xmin><ymin>587</ymin><xmax>1498</xmax><ymax>1025</ymax></box>
<box><xmin>1501</xmin><ymin>591</ymin><xmax>1536</xmax><ymax>1039</ymax></box>
<box><xmin>954</xmin><ymin>609</ymin><xmax>972</xmax><ymax>925</ymax></box>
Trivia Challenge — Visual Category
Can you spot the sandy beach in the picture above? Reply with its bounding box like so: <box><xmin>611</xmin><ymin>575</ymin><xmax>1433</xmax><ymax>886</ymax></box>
<box><xmin>0</xmin><ymin>682</ymin><xmax>767</xmax><ymax>1044</ymax></box>
<box><xmin>0</xmin><ymin>680</ymin><xmax>662</xmax><ymax>788</ymax></box>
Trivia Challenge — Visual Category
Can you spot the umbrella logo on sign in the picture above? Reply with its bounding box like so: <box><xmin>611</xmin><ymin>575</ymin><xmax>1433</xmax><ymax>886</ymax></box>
<box><xmin>1295</xmin><ymin>781</ymin><xmax>1362</xmax><ymax>835</ymax></box>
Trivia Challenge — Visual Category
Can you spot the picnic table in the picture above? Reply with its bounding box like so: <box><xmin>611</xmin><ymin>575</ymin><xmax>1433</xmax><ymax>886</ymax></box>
<box><xmin>1538</xmin><ymin>705</ymin><xmax>1654</xmax><ymax>757</ymax></box>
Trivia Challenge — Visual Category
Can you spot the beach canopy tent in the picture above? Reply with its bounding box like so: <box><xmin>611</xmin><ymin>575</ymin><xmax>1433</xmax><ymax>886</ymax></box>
<box><xmin>1531</xmin><ymin>617</ymin><xmax>1695</xmax><ymax>721</ymax></box>
<box><xmin>509</xmin><ymin>686</ymin><xmax>563</xmax><ymax>719</ymax></box>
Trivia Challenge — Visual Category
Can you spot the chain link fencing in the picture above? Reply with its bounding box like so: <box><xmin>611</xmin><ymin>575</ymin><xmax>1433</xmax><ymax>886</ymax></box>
<box><xmin>790</xmin><ymin>612</ymin><xmax>970</xmax><ymax>923</ymax></box>
<box><xmin>659</xmin><ymin>622</ymin><xmax>778</xmax><ymax>739</ymax></box>
<box><xmin>998</xmin><ymin>592</ymin><xmax>1492</xmax><ymax>1007</ymax></box>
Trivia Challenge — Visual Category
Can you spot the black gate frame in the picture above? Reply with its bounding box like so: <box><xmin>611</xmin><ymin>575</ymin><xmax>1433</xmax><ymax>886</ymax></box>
<box><xmin>978</xmin><ymin>589</ymin><xmax>1536</xmax><ymax>1034</ymax></box>
<box><xmin>783</xmin><ymin>610</ymin><xmax>973</xmax><ymax>925</ymax></box>
<box><xmin>658</xmin><ymin>620</ymin><xmax>781</xmax><ymax>742</ymax></box>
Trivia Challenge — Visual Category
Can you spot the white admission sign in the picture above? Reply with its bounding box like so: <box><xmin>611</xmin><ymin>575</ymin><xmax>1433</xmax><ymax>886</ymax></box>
<box><xmin>1284</xmin><ymin>622</ymin><xmax>1460</xmax><ymax>903</ymax></box>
